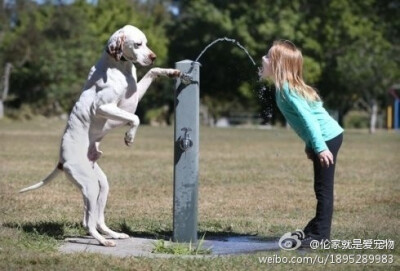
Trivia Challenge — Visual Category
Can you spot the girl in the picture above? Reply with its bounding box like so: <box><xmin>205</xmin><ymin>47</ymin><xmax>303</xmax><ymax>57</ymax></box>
<box><xmin>259</xmin><ymin>40</ymin><xmax>343</xmax><ymax>248</ymax></box>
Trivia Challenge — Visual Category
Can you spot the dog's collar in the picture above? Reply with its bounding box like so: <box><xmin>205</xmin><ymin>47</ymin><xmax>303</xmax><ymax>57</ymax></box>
<box><xmin>105</xmin><ymin>47</ymin><xmax>128</xmax><ymax>62</ymax></box>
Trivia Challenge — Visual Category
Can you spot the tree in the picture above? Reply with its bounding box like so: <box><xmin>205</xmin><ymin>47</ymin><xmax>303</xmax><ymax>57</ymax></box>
<box><xmin>0</xmin><ymin>63</ymin><xmax>12</xmax><ymax>118</ymax></box>
<box><xmin>307</xmin><ymin>0</ymin><xmax>400</xmax><ymax>131</ymax></box>
<box><xmin>0</xmin><ymin>0</ymin><xmax>172</xmax><ymax>118</ymax></box>
<box><xmin>167</xmin><ymin>0</ymin><xmax>400</xmax><ymax>128</ymax></box>
<box><xmin>336</xmin><ymin>38</ymin><xmax>399</xmax><ymax>133</ymax></box>
<box><xmin>168</xmin><ymin>0</ymin><xmax>326</xmax><ymax>123</ymax></box>
<box><xmin>1</xmin><ymin>0</ymin><xmax>398</xmax><ymax>128</ymax></box>
<box><xmin>1</xmin><ymin>1</ymin><xmax>98</xmax><ymax>115</ymax></box>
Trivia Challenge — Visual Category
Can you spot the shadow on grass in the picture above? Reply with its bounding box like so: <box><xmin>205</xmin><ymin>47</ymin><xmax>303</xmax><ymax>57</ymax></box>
<box><xmin>119</xmin><ymin>220</ymin><xmax>280</xmax><ymax>242</ymax></box>
<box><xmin>3</xmin><ymin>221</ymin><xmax>83</xmax><ymax>240</ymax></box>
<box><xmin>4</xmin><ymin>220</ymin><xmax>280</xmax><ymax>243</ymax></box>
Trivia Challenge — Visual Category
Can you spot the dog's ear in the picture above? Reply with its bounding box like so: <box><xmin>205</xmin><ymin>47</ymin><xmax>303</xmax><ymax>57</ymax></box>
<box><xmin>107</xmin><ymin>30</ymin><xmax>126</xmax><ymax>61</ymax></box>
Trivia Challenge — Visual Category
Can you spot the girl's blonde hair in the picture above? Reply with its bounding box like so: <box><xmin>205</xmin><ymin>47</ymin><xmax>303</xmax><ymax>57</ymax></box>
<box><xmin>268</xmin><ymin>40</ymin><xmax>320</xmax><ymax>101</ymax></box>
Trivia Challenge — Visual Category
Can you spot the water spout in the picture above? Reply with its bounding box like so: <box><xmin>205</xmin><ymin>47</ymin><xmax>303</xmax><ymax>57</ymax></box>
<box><xmin>195</xmin><ymin>37</ymin><xmax>256</xmax><ymax>66</ymax></box>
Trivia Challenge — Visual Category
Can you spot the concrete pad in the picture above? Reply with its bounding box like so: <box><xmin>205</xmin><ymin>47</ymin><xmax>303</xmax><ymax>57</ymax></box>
<box><xmin>207</xmin><ymin>237</ymin><xmax>280</xmax><ymax>255</ymax></box>
<box><xmin>59</xmin><ymin>236</ymin><xmax>281</xmax><ymax>258</ymax></box>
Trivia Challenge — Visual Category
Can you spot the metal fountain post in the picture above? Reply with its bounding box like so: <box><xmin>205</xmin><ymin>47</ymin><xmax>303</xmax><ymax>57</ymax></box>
<box><xmin>173</xmin><ymin>60</ymin><xmax>200</xmax><ymax>243</ymax></box>
<box><xmin>171</xmin><ymin>38</ymin><xmax>255</xmax><ymax>243</ymax></box>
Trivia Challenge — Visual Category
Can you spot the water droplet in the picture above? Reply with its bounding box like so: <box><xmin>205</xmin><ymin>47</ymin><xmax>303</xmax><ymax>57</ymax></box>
<box><xmin>253</xmin><ymin>80</ymin><xmax>274</xmax><ymax>123</ymax></box>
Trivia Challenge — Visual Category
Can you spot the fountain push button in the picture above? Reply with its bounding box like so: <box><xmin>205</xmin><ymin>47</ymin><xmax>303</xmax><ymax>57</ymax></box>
<box><xmin>180</xmin><ymin>73</ymin><xmax>193</xmax><ymax>85</ymax></box>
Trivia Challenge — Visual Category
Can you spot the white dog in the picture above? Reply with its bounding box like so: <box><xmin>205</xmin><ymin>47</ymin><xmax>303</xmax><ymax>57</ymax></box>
<box><xmin>20</xmin><ymin>25</ymin><xmax>181</xmax><ymax>247</ymax></box>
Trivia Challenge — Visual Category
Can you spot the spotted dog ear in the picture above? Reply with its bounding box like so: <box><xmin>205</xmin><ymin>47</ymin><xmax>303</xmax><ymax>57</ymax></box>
<box><xmin>107</xmin><ymin>30</ymin><xmax>126</xmax><ymax>61</ymax></box>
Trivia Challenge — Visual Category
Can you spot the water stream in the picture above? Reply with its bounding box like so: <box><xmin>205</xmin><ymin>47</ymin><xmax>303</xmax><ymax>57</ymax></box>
<box><xmin>194</xmin><ymin>37</ymin><xmax>256</xmax><ymax>66</ymax></box>
<box><xmin>181</xmin><ymin>37</ymin><xmax>273</xmax><ymax>122</ymax></box>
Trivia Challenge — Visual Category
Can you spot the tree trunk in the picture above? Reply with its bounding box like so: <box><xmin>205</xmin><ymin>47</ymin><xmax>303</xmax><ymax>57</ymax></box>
<box><xmin>0</xmin><ymin>100</ymin><xmax>3</xmax><ymax>119</ymax></box>
<box><xmin>0</xmin><ymin>63</ymin><xmax>12</xmax><ymax>119</ymax></box>
<box><xmin>369</xmin><ymin>99</ymin><xmax>378</xmax><ymax>134</ymax></box>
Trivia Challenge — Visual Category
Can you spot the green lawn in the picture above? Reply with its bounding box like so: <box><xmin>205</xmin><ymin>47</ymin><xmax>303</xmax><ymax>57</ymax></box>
<box><xmin>0</xmin><ymin>119</ymin><xmax>399</xmax><ymax>270</ymax></box>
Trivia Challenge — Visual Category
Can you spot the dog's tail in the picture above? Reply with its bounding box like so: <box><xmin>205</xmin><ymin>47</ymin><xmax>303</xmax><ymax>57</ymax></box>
<box><xmin>19</xmin><ymin>162</ymin><xmax>63</xmax><ymax>193</ymax></box>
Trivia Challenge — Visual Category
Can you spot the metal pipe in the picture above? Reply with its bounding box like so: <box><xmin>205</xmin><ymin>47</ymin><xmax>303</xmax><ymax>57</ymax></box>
<box><xmin>173</xmin><ymin>60</ymin><xmax>200</xmax><ymax>243</ymax></box>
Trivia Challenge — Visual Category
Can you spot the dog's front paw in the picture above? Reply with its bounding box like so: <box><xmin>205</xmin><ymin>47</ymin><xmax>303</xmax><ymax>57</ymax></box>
<box><xmin>151</xmin><ymin>68</ymin><xmax>181</xmax><ymax>78</ymax></box>
<box><xmin>124</xmin><ymin>131</ymin><xmax>134</xmax><ymax>146</ymax></box>
<box><xmin>166</xmin><ymin>69</ymin><xmax>181</xmax><ymax>78</ymax></box>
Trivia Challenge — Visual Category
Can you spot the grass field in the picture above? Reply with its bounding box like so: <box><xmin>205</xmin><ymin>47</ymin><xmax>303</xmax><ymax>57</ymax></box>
<box><xmin>0</xmin><ymin>119</ymin><xmax>399</xmax><ymax>270</ymax></box>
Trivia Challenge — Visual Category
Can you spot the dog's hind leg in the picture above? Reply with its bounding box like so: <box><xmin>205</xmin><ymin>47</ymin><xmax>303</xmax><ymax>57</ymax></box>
<box><xmin>82</xmin><ymin>195</ymin><xmax>88</xmax><ymax>228</ymax></box>
<box><xmin>94</xmin><ymin>163</ymin><xmax>129</xmax><ymax>239</ymax></box>
<box><xmin>64</xmin><ymin>162</ymin><xmax>116</xmax><ymax>247</ymax></box>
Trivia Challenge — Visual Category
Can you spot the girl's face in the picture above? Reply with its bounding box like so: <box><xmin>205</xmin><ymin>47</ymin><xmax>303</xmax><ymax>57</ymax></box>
<box><xmin>259</xmin><ymin>54</ymin><xmax>272</xmax><ymax>80</ymax></box>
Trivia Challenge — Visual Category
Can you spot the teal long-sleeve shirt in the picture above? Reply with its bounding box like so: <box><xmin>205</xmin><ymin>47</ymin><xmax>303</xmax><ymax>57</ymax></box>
<box><xmin>276</xmin><ymin>82</ymin><xmax>343</xmax><ymax>153</ymax></box>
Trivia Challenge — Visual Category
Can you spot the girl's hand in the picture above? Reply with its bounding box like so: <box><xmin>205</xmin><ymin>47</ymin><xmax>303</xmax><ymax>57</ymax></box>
<box><xmin>318</xmin><ymin>150</ymin><xmax>334</xmax><ymax>168</ymax></box>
